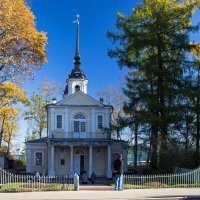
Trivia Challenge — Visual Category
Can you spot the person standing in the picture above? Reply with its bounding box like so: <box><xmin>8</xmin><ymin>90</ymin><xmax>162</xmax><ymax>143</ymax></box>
<box><xmin>35</xmin><ymin>171</ymin><xmax>40</xmax><ymax>182</ymax></box>
<box><xmin>90</xmin><ymin>171</ymin><xmax>96</xmax><ymax>184</ymax></box>
<box><xmin>113</xmin><ymin>154</ymin><xmax>123</xmax><ymax>190</ymax></box>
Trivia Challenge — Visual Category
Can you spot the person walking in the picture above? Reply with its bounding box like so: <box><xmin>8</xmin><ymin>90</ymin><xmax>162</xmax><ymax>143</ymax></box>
<box><xmin>113</xmin><ymin>154</ymin><xmax>123</xmax><ymax>190</ymax></box>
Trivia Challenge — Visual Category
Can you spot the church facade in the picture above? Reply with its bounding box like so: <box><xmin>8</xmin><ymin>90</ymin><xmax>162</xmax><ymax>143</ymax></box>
<box><xmin>26</xmin><ymin>17</ymin><xmax>128</xmax><ymax>178</ymax></box>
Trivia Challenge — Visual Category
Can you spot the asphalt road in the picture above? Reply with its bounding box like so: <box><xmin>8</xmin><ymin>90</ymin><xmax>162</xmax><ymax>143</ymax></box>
<box><xmin>0</xmin><ymin>188</ymin><xmax>200</xmax><ymax>200</ymax></box>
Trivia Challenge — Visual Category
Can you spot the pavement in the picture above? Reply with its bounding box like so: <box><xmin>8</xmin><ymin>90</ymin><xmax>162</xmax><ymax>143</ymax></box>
<box><xmin>0</xmin><ymin>188</ymin><xmax>200</xmax><ymax>200</ymax></box>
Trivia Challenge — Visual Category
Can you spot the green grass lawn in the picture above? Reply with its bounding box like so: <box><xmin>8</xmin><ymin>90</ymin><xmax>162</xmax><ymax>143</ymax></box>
<box><xmin>123</xmin><ymin>182</ymin><xmax>200</xmax><ymax>189</ymax></box>
<box><xmin>1</xmin><ymin>182</ymin><xmax>200</xmax><ymax>192</ymax></box>
<box><xmin>0</xmin><ymin>182</ymin><xmax>74</xmax><ymax>193</ymax></box>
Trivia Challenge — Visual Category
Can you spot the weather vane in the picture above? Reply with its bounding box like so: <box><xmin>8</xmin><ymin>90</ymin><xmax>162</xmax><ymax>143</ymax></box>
<box><xmin>73</xmin><ymin>14</ymin><xmax>80</xmax><ymax>24</ymax></box>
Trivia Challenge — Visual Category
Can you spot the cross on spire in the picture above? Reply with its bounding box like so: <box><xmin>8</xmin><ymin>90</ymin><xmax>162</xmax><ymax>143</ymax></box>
<box><xmin>73</xmin><ymin>14</ymin><xmax>80</xmax><ymax>24</ymax></box>
<box><xmin>64</xmin><ymin>14</ymin><xmax>87</xmax><ymax>97</ymax></box>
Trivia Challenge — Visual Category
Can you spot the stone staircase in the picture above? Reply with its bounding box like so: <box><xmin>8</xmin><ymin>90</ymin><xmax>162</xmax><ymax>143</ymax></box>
<box><xmin>79</xmin><ymin>184</ymin><xmax>114</xmax><ymax>190</ymax></box>
<box><xmin>79</xmin><ymin>177</ymin><xmax>114</xmax><ymax>190</ymax></box>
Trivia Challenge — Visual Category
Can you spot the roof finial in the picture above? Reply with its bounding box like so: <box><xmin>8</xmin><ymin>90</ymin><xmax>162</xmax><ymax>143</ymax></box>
<box><xmin>73</xmin><ymin>14</ymin><xmax>80</xmax><ymax>69</ymax></box>
<box><xmin>73</xmin><ymin>14</ymin><xmax>80</xmax><ymax>25</ymax></box>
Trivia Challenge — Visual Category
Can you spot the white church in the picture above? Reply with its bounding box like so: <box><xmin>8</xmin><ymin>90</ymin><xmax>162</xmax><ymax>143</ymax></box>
<box><xmin>26</xmin><ymin>16</ymin><xmax>128</xmax><ymax>178</ymax></box>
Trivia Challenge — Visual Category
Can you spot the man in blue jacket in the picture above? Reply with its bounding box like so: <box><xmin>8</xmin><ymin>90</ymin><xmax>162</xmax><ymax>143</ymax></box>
<box><xmin>113</xmin><ymin>154</ymin><xmax>123</xmax><ymax>190</ymax></box>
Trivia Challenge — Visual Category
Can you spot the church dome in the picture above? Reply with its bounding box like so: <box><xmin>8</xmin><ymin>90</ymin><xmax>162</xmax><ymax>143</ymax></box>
<box><xmin>69</xmin><ymin>68</ymin><xmax>86</xmax><ymax>79</ymax></box>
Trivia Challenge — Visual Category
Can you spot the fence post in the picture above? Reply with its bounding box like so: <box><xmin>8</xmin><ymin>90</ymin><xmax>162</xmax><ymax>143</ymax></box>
<box><xmin>74</xmin><ymin>174</ymin><xmax>79</xmax><ymax>191</ymax></box>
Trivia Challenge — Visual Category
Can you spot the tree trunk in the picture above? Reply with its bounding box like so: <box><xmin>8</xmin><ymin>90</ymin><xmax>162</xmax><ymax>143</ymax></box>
<box><xmin>39</xmin><ymin>126</ymin><xmax>43</xmax><ymax>139</ymax></box>
<box><xmin>149</xmin><ymin>81</ymin><xmax>158</xmax><ymax>169</ymax></box>
<box><xmin>150</xmin><ymin>125</ymin><xmax>158</xmax><ymax>170</ymax></box>
<box><xmin>195</xmin><ymin>66</ymin><xmax>200</xmax><ymax>166</ymax></box>
<box><xmin>0</xmin><ymin>114</ymin><xmax>6</xmax><ymax>149</ymax></box>
<box><xmin>134</xmin><ymin>123</ymin><xmax>138</xmax><ymax>167</ymax></box>
<box><xmin>7</xmin><ymin>136</ymin><xmax>11</xmax><ymax>154</ymax></box>
<box><xmin>185</xmin><ymin>108</ymin><xmax>189</xmax><ymax>151</ymax></box>
<box><xmin>156</xmin><ymin>26</ymin><xmax>168</xmax><ymax>171</ymax></box>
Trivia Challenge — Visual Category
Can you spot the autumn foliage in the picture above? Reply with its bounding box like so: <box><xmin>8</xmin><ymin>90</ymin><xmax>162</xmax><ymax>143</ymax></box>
<box><xmin>0</xmin><ymin>0</ymin><xmax>47</xmax><ymax>83</ymax></box>
<box><xmin>0</xmin><ymin>82</ymin><xmax>29</xmax><ymax>151</ymax></box>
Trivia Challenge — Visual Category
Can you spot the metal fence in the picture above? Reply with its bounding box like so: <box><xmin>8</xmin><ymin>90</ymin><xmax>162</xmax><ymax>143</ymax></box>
<box><xmin>1</xmin><ymin>167</ymin><xmax>200</xmax><ymax>192</ymax></box>
<box><xmin>124</xmin><ymin>167</ymin><xmax>200</xmax><ymax>189</ymax></box>
<box><xmin>0</xmin><ymin>168</ymin><xmax>75</xmax><ymax>192</ymax></box>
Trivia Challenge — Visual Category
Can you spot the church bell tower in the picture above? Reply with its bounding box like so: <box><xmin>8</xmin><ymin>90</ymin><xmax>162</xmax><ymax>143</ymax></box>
<box><xmin>64</xmin><ymin>15</ymin><xmax>88</xmax><ymax>97</ymax></box>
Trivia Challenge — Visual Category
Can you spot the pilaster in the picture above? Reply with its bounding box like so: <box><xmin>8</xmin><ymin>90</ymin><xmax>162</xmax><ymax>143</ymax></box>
<box><xmin>50</xmin><ymin>108</ymin><xmax>55</xmax><ymax>135</ymax></box>
<box><xmin>64</xmin><ymin>108</ymin><xmax>68</xmax><ymax>138</ymax></box>
<box><xmin>49</xmin><ymin>142</ymin><xmax>55</xmax><ymax>176</ymax></box>
<box><xmin>107</xmin><ymin>146</ymin><xmax>112</xmax><ymax>178</ymax></box>
<box><xmin>92</xmin><ymin>109</ymin><xmax>96</xmax><ymax>138</ymax></box>
<box><xmin>89</xmin><ymin>146</ymin><xmax>93</xmax><ymax>177</ymax></box>
<box><xmin>69</xmin><ymin>145</ymin><xmax>74</xmax><ymax>176</ymax></box>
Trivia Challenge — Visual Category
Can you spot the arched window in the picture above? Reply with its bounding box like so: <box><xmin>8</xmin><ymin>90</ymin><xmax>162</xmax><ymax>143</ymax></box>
<box><xmin>74</xmin><ymin>113</ymin><xmax>86</xmax><ymax>133</ymax></box>
<box><xmin>74</xmin><ymin>114</ymin><xmax>85</xmax><ymax>119</ymax></box>
<box><xmin>75</xmin><ymin>85</ymin><xmax>80</xmax><ymax>92</ymax></box>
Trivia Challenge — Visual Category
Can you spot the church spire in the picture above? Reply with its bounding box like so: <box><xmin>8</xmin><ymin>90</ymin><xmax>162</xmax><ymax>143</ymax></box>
<box><xmin>73</xmin><ymin>14</ymin><xmax>81</xmax><ymax>69</ymax></box>
<box><xmin>64</xmin><ymin>14</ymin><xmax>88</xmax><ymax>97</ymax></box>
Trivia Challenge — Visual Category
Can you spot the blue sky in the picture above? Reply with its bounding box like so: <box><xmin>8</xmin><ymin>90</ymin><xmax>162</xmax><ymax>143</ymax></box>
<box><xmin>23</xmin><ymin>0</ymin><xmax>200</xmax><ymax>99</ymax></box>
<box><xmin>17</xmin><ymin>0</ymin><xmax>139</xmax><ymax>149</ymax></box>
<box><xmin>15</xmin><ymin>0</ymin><xmax>200</xmax><ymax>149</ymax></box>
<box><xmin>23</xmin><ymin>0</ymin><xmax>139</xmax><ymax>99</ymax></box>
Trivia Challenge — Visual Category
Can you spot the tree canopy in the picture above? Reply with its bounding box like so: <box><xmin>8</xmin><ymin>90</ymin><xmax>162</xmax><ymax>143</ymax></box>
<box><xmin>0</xmin><ymin>0</ymin><xmax>47</xmax><ymax>83</ymax></box>
<box><xmin>24</xmin><ymin>92</ymin><xmax>47</xmax><ymax>139</ymax></box>
<box><xmin>109</xmin><ymin>0</ymin><xmax>200</xmax><ymax>171</ymax></box>
<box><xmin>0</xmin><ymin>82</ymin><xmax>29</xmax><ymax>150</ymax></box>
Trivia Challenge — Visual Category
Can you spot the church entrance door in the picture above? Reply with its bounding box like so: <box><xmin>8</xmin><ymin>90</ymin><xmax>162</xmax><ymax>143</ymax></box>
<box><xmin>74</xmin><ymin>152</ymin><xmax>86</xmax><ymax>175</ymax></box>
<box><xmin>80</xmin><ymin>155</ymin><xmax>85</xmax><ymax>173</ymax></box>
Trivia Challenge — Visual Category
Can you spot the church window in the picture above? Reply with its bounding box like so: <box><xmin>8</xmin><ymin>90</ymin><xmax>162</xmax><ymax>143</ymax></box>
<box><xmin>74</xmin><ymin>114</ymin><xmax>86</xmax><ymax>133</ymax></box>
<box><xmin>74</xmin><ymin>114</ymin><xmax>85</xmax><ymax>119</ymax></box>
<box><xmin>81</xmin><ymin>121</ymin><xmax>86</xmax><ymax>132</ymax></box>
<box><xmin>74</xmin><ymin>121</ymin><xmax>80</xmax><ymax>132</ymax></box>
<box><xmin>56</xmin><ymin>115</ymin><xmax>62</xmax><ymax>129</ymax></box>
<box><xmin>60</xmin><ymin>159</ymin><xmax>65</xmax><ymax>165</ymax></box>
<box><xmin>97</xmin><ymin>115</ymin><xmax>103</xmax><ymax>129</ymax></box>
<box><xmin>75</xmin><ymin>85</ymin><xmax>80</xmax><ymax>92</ymax></box>
<box><xmin>35</xmin><ymin>152</ymin><xmax>43</xmax><ymax>166</ymax></box>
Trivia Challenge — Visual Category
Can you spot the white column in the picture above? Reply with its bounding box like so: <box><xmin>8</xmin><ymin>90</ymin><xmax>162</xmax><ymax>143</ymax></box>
<box><xmin>92</xmin><ymin>109</ymin><xmax>96</xmax><ymax>138</ymax></box>
<box><xmin>67</xmin><ymin>80</ymin><xmax>72</xmax><ymax>95</ymax></box>
<box><xmin>83</xmin><ymin>80</ymin><xmax>88</xmax><ymax>94</ymax></box>
<box><xmin>49</xmin><ymin>142</ymin><xmax>55</xmax><ymax>176</ymax></box>
<box><xmin>69</xmin><ymin>145</ymin><xmax>74</xmax><ymax>175</ymax></box>
<box><xmin>64</xmin><ymin>108</ymin><xmax>68</xmax><ymax>138</ymax></box>
<box><xmin>26</xmin><ymin>144</ymin><xmax>31</xmax><ymax>173</ymax></box>
<box><xmin>107</xmin><ymin>146</ymin><xmax>112</xmax><ymax>178</ymax></box>
<box><xmin>50</xmin><ymin>108</ymin><xmax>54</xmax><ymax>137</ymax></box>
<box><xmin>89</xmin><ymin>146</ymin><xmax>93</xmax><ymax>177</ymax></box>
<box><xmin>105</xmin><ymin>109</ymin><xmax>110</xmax><ymax>128</ymax></box>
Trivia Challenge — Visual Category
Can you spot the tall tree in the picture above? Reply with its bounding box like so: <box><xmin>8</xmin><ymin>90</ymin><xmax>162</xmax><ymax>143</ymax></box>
<box><xmin>21</xmin><ymin>129</ymin><xmax>37</xmax><ymax>162</ymax></box>
<box><xmin>189</xmin><ymin>45</ymin><xmax>200</xmax><ymax>165</ymax></box>
<box><xmin>0</xmin><ymin>0</ymin><xmax>47</xmax><ymax>83</ymax></box>
<box><xmin>97</xmin><ymin>86</ymin><xmax>128</xmax><ymax>139</ymax></box>
<box><xmin>0</xmin><ymin>82</ymin><xmax>28</xmax><ymax>108</ymax></box>
<box><xmin>0</xmin><ymin>82</ymin><xmax>28</xmax><ymax>149</ymax></box>
<box><xmin>3</xmin><ymin>111</ymin><xmax>18</xmax><ymax>153</ymax></box>
<box><xmin>39</xmin><ymin>77</ymin><xmax>60</xmax><ymax>104</ymax></box>
<box><xmin>108</xmin><ymin>0</ymin><xmax>200</xmax><ymax>171</ymax></box>
<box><xmin>24</xmin><ymin>92</ymin><xmax>47</xmax><ymax>139</ymax></box>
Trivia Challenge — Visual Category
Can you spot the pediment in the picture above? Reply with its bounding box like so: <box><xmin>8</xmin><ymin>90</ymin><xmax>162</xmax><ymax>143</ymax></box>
<box><xmin>56</xmin><ymin>91</ymin><xmax>103</xmax><ymax>106</ymax></box>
